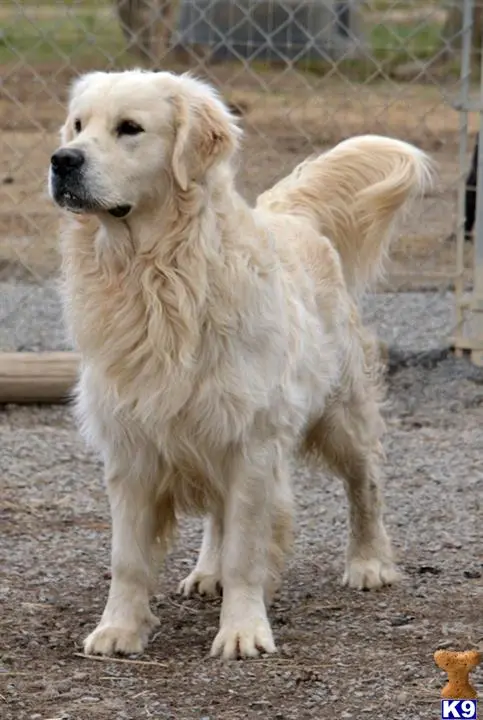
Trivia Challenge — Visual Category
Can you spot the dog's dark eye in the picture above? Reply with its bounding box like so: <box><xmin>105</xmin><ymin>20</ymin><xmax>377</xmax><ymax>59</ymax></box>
<box><xmin>116</xmin><ymin>120</ymin><xmax>144</xmax><ymax>137</ymax></box>
<box><xmin>74</xmin><ymin>119</ymin><xmax>82</xmax><ymax>133</ymax></box>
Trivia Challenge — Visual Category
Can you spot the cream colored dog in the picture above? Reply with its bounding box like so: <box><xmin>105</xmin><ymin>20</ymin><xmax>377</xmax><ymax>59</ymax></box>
<box><xmin>49</xmin><ymin>69</ymin><xmax>432</xmax><ymax>661</ymax></box>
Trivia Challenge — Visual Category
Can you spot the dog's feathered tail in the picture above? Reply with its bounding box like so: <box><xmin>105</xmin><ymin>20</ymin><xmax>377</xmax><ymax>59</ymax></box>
<box><xmin>256</xmin><ymin>135</ymin><xmax>434</xmax><ymax>297</ymax></box>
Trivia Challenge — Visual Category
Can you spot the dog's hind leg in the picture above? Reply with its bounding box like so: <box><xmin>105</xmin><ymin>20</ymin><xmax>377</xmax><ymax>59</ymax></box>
<box><xmin>179</xmin><ymin>513</ymin><xmax>223</xmax><ymax>598</ymax></box>
<box><xmin>307</xmin><ymin>380</ymin><xmax>400</xmax><ymax>591</ymax></box>
<box><xmin>179</xmin><ymin>464</ymin><xmax>293</xmax><ymax>605</ymax></box>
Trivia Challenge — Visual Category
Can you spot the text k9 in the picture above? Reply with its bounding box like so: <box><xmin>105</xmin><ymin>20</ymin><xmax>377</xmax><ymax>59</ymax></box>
<box><xmin>441</xmin><ymin>700</ymin><xmax>478</xmax><ymax>719</ymax></box>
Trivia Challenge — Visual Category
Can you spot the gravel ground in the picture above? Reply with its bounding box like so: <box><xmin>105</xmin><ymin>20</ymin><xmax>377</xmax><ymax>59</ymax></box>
<box><xmin>1</xmin><ymin>284</ymin><xmax>482</xmax><ymax>720</ymax></box>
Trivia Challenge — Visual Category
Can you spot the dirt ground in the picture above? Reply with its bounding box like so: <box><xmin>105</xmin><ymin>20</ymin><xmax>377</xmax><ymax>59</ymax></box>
<box><xmin>0</xmin><ymin>60</ymin><xmax>480</xmax><ymax>288</ymax></box>
<box><xmin>2</xmin><ymin>353</ymin><xmax>483</xmax><ymax>720</ymax></box>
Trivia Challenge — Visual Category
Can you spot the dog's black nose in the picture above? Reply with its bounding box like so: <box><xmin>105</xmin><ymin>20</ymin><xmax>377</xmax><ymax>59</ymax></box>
<box><xmin>51</xmin><ymin>148</ymin><xmax>85</xmax><ymax>174</ymax></box>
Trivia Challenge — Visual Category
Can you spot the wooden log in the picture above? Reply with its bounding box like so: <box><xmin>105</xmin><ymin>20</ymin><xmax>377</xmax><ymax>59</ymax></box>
<box><xmin>0</xmin><ymin>352</ymin><xmax>80</xmax><ymax>405</ymax></box>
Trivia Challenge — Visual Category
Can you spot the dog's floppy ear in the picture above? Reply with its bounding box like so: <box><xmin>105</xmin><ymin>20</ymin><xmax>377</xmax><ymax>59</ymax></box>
<box><xmin>171</xmin><ymin>87</ymin><xmax>241</xmax><ymax>191</ymax></box>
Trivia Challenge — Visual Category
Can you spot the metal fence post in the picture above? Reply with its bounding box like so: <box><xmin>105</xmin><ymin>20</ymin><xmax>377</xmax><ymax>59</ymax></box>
<box><xmin>454</xmin><ymin>0</ymin><xmax>473</xmax><ymax>355</ymax></box>
<box><xmin>471</xmin><ymin>0</ymin><xmax>483</xmax><ymax>365</ymax></box>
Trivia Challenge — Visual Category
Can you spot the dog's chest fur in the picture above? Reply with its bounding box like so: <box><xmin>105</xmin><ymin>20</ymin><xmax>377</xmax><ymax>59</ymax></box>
<box><xmin>61</xmin><ymin>216</ymin><xmax>338</xmax><ymax>503</ymax></box>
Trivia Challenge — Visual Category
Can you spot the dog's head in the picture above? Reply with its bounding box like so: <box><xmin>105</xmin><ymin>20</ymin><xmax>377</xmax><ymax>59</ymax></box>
<box><xmin>49</xmin><ymin>70</ymin><xmax>241</xmax><ymax>219</ymax></box>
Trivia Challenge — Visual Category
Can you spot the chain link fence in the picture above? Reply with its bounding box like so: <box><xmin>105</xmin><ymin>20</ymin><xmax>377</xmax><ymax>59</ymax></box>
<box><xmin>0</xmin><ymin>0</ymin><xmax>480</xmax><ymax>362</ymax></box>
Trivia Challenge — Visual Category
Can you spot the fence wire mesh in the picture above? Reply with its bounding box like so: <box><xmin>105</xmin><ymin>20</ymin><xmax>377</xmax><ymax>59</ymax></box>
<box><xmin>0</xmin><ymin>0</ymin><xmax>480</xmax><ymax>356</ymax></box>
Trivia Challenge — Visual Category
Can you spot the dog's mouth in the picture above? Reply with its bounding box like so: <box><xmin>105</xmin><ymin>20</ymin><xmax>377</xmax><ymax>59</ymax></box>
<box><xmin>53</xmin><ymin>190</ymin><xmax>132</xmax><ymax>220</ymax></box>
<box><xmin>50</xmin><ymin>167</ymin><xmax>132</xmax><ymax>219</ymax></box>
<box><xmin>56</xmin><ymin>190</ymin><xmax>90</xmax><ymax>213</ymax></box>
<box><xmin>51</xmin><ymin>186</ymin><xmax>99</xmax><ymax>216</ymax></box>
<box><xmin>108</xmin><ymin>205</ymin><xmax>132</xmax><ymax>219</ymax></box>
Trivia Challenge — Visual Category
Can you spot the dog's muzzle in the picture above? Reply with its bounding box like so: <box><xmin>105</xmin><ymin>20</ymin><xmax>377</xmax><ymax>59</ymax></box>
<box><xmin>49</xmin><ymin>148</ymin><xmax>132</xmax><ymax>218</ymax></box>
<box><xmin>50</xmin><ymin>147</ymin><xmax>90</xmax><ymax>213</ymax></box>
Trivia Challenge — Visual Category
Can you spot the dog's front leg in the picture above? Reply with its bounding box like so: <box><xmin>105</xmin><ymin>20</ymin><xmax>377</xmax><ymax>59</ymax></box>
<box><xmin>211</xmin><ymin>443</ymin><xmax>276</xmax><ymax>660</ymax></box>
<box><xmin>84</xmin><ymin>462</ymin><xmax>164</xmax><ymax>656</ymax></box>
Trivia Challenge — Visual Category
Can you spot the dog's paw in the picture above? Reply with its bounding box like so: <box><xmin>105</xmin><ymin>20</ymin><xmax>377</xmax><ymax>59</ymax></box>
<box><xmin>343</xmin><ymin>556</ymin><xmax>401</xmax><ymax>590</ymax></box>
<box><xmin>210</xmin><ymin>614</ymin><xmax>276</xmax><ymax>660</ymax></box>
<box><xmin>179</xmin><ymin>570</ymin><xmax>222</xmax><ymax>598</ymax></box>
<box><xmin>83</xmin><ymin>613</ymin><xmax>159</xmax><ymax>656</ymax></box>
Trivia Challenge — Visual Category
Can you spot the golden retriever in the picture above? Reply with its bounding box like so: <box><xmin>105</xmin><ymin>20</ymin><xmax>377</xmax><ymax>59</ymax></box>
<box><xmin>48</xmin><ymin>69</ymin><xmax>433</xmax><ymax>660</ymax></box>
